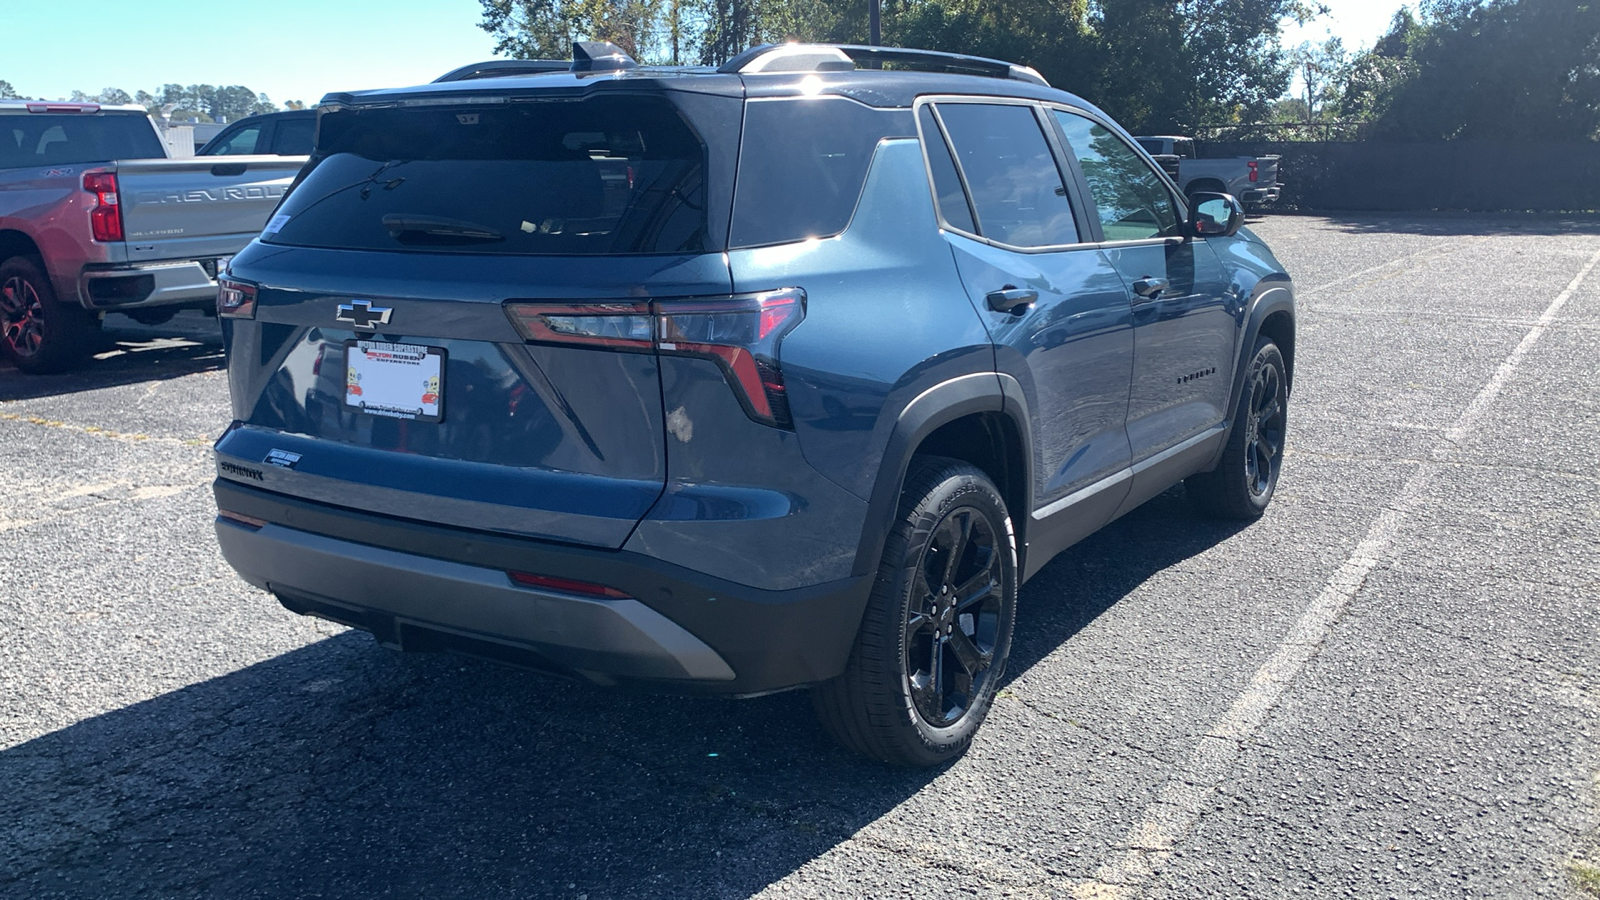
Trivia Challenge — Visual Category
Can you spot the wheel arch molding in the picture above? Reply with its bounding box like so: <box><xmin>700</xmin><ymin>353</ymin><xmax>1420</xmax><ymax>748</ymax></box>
<box><xmin>851</xmin><ymin>372</ymin><xmax>1033</xmax><ymax>579</ymax></box>
<box><xmin>1206</xmin><ymin>277</ymin><xmax>1295</xmax><ymax>472</ymax></box>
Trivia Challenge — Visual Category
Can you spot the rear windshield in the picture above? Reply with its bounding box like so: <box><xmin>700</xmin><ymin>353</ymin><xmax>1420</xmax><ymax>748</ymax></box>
<box><xmin>264</xmin><ymin>96</ymin><xmax>707</xmax><ymax>256</ymax></box>
<box><xmin>0</xmin><ymin>114</ymin><xmax>164</xmax><ymax>168</ymax></box>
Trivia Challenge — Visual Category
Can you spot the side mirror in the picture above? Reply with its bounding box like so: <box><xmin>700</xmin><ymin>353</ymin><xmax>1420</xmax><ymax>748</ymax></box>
<box><xmin>1187</xmin><ymin>192</ymin><xmax>1243</xmax><ymax>238</ymax></box>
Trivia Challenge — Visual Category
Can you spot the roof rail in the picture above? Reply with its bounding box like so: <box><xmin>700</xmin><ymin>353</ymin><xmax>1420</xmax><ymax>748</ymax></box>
<box><xmin>719</xmin><ymin>43</ymin><xmax>1049</xmax><ymax>87</ymax></box>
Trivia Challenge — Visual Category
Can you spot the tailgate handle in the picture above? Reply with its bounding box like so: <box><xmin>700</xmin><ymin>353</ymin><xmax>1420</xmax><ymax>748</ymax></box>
<box><xmin>210</xmin><ymin>163</ymin><xmax>248</xmax><ymax>176</ymax></box>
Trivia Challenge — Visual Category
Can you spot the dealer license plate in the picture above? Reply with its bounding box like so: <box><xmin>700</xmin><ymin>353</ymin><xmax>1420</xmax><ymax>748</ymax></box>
<box><xmin>343</xmin><ymin>340</ymin><xmax>446</xmax><ymax>423</ymax></box>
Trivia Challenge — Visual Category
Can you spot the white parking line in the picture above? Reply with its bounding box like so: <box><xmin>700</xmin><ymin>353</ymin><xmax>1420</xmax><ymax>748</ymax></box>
<box><xmin>1067</xmin><ymin>244</ymin><xmax>1600</xmax><ymax>900</ymax></box>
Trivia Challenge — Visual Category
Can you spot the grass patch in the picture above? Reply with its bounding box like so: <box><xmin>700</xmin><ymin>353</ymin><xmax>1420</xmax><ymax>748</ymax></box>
<box><xmin>1571</xmin><ymin>858</ymin><xmax>1600</xmax><ymax>898</ymax></box>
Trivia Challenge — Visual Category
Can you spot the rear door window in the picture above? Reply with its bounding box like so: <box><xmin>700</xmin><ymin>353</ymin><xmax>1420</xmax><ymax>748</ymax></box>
<box><xmin>917</xmin><ymin>106</ymin><xmax>975</xmax><ymax>234</ymax></box>
<box><xmin>0</xmin><ymin>114</ymin><xmax>165</xmax><ymax>167</ymax></box>
<box><xmin>934</xmin><ymin>102</ymin><xmax>1078</xmax><ymax>248</ymax></box>
<box><xmin>1053</xmin><ymin>111</ymin><xmax>1180</xmax><ymax>242</ymax></box>
<box><xmin>265</xmin><ymin>95</ymin><xmax>707</xmax><ymax>256</ymax></box>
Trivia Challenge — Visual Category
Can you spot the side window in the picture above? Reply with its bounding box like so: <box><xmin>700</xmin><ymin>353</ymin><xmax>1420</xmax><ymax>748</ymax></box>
<box><xmin>916</xmin><ymin>106</ymin><xmax>975</xmax><ymax>234</ymax></box>
<box><xmin>269</xmin><ymin>117</ymin><xmax>315</xmax><ymax>155</ymax></box>
<box><xmin>208</xmin><ymin>124</ymin><xmax>263</xmax><ymax>155</ymax></box>
<box><xmin>1055</xmin><ymin>111</ymin><xmax>1179</xmax><ymax>242</ymax></box>
<box><xmin>935</xmin><ymin>103</ymin><xmax>1077</xmax><ymax>248</ymax></box>
<box><xmin>1136</xmin><ymin>138</ymin><xmax>1163</xmax><ymax>155</ymax></box>
<box><xmin>730</xmin><ymin>98</ymin><xmax>891</xmax><ymax>248</ymax></box>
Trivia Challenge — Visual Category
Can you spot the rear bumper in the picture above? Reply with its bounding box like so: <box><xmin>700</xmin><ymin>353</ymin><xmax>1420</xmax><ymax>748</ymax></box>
<box><xmin>78</xmin><ymin>259</ymin><xmax>224</xmax><ymax>310</ymax></box>
<box><xmin>1241</xmin><ymin>185</ymin><xmax>1282</xmax><ymax>204</ymax></box>
<box><xmin>213</xmin><ymin>478</ymin><xmax>874</xmax><ymax>696</ymax></box>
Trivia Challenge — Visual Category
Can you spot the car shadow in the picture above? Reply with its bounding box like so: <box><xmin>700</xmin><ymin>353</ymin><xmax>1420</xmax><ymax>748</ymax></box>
<box><xmin>0</xmin><ymin>489</ymin><xmax>1242</xmax><ymax>899</ymax></box>
<box><xmin>0</xmin><ymin>313</ymin><xmax>224</xmax><ymax>402</ymax></box>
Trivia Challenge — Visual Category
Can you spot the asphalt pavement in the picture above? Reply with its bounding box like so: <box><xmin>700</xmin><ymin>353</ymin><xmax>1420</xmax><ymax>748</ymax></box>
<box><xmin>1</xmin><ymin>214</ymin><xmax>1597</xmax><ymax>899</ymax></box>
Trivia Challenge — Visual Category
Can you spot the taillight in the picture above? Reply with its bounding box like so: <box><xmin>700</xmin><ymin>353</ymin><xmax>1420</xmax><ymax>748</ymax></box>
<box><xmin>503</xmin><ymin>302</ymin><xmax>653</xmax><ymax>351</ymax></box>
<box><xmin>82</xmin><ymin>172</ymin><xmax>122</xmax><ymax>242</ymax></box>
<box><xmin>504</xmin><ymin>288</ymin><xmax>806</xmax><ymax>429</ymax></box>
<box><xmin>508</xmin><ymin>571</ymin><xmax>631</xmax><ymax>599</ymax></box>
<box><xmin>217</xmin><ymin>277</ymin><xmax>257</xmax><ymax>318</ymax></box>
<box><xmin>1248</xmin><ymin>160</ymin><xmax>1259</xmax><ymax>183</ymax></box>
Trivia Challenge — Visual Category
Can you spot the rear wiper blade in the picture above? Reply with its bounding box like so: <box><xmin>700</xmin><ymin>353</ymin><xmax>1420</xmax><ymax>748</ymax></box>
<box><xmin>381</xmin><ymin>214</ymin><xmax>504</xmax><ymax>243</ymax></box>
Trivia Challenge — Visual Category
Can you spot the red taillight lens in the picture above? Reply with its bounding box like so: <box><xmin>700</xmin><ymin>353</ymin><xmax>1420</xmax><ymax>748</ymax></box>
<box><xmin>508</xmin><ymin>571</ymin><xmax>631</xmax><ymax>599</ymax></box>
<box><xmin>82</xmin><ymin>172</ymin><xmax>122</xmax><ymax>242</ymax></box>
<box><xmin>218</xmin><ymin>509</ymin><xmax>267</xmax><ymax>530</ymax></box>
<box><xmin>656</xmin><ymin>289</ymin><xmax>804</xmax><ymax>427</ymax></box>
<box><xmin>504</xmin><ymin>288</ymin><xmax>806</xmax><ymax>429</ymax></box>
<box><xmin>504</xmin><ymin>302</ymin><xmax>653</xmax><ymax>351</ymax></box>
<box><xmin>1248</xmin><ymin>160</ymin><xmax>1259</xmax><ymax>183</ymax></box>
<box><xmin>217</xmin><ymin>277</ymin><xmax>257</xmax><ymax>318</ymax></box>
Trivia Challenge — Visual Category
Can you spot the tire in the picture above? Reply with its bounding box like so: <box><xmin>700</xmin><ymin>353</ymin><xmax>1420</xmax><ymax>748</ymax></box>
<box><xmin>813</xmin><ymin>456</ymin><xmax>1018</xmax><ymax>767</ymax></box>
<box><xmin>0</xmin><ymin>256</ymin><xmax>99</xmax><ymax>374</ymax></box>
<box><xmin>1187</xmin><ymin>337</ymin><xmax>1288</xmax><ymax>519</ymax></box>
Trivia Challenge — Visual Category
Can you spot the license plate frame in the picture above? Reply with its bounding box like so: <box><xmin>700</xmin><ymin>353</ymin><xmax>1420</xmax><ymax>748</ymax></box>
<box><xmin>342</xmin><ymin>339</ymin><xmax>447</xmax><ymax>423</ymax></box>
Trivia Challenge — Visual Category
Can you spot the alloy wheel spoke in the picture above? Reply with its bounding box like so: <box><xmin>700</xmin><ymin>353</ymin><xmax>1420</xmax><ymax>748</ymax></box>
<box><xmin>946</xmin><ymin>627</ymin><xmax>986</xmax><ymax>676</ymax></box>
<box><xmin>927</xmin><ymin>635</ymin><xmax>946</xmax><ymax>715</ymax></box>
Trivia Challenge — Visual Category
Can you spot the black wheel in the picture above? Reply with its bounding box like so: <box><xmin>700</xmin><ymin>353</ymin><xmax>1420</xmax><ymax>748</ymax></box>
<box><xmin>1187</xmin><ymin>337</ymin><xmax>1288</xmax><ymax>518</ymax></box>
<box><xmin>0</xmin><ymin>256</ymin><xmax>99</xmax><ymax>374</ymax></box>
<box><xmin>813</xmin><ymin>456</ymin><xmax>1017</xmax><ymax>767</ymax></box>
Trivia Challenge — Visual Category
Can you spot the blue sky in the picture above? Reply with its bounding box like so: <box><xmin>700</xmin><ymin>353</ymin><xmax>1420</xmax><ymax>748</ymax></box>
<box><xmin>2</xmin><ymin>0</ymin><xmax>498</xmax><ymax>106</ymax></box>
<box><xmin>3</xmin><ymin>0</ymin><xmax>1405</xmax><ymax>107</ymax></box>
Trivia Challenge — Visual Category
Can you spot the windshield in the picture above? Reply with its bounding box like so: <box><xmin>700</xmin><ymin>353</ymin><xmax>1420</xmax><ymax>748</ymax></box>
<box><xmin>264</xmin><ymin>95</ymin><xmax>707</xmax><ymax>256</ymax></box>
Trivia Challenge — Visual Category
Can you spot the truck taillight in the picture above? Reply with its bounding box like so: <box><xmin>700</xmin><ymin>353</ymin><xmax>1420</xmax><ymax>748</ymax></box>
<box><xmin>1248</xmin><ymin>160</ymin><xmax>1259</xmax><ymax>183</ymax></box>
<box><xmin>217</xmin><ymin>278</ymin><xmax>257</xmax><ymax>319</ymax></box>
<box><xmin>504</xmin><ymin>288</ymin><xmax>807</xmax><ymax>429</ymax></box>
<box><xmin>82</xmin><ymin>172</ymin><xmax>122</xmax><ymax>242</ymax></box>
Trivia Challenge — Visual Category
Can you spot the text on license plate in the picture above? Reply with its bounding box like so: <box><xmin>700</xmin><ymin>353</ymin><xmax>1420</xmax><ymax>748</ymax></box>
<box><xmin>343</xmin><ymin>340</ymin><xmax>446</xmax><ymax>423</ymax></box>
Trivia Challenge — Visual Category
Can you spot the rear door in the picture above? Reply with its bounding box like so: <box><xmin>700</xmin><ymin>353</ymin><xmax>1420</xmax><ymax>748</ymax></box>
<box><xmin>920</xmin><ymin>99</ymin><xmax>1134</xmax><ymax>534</ymax></box>
<box><xmin>216</xmin><ymin>92</ymin><xmax>728</xmax><ymax>549</ymax></box>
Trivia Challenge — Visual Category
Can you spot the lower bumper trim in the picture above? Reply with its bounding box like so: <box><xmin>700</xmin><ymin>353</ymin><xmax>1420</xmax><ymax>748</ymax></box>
<box><xmin>216</xmin><ymin>518</ymin><xmax>736</xmax><ymax>683</ymax></box>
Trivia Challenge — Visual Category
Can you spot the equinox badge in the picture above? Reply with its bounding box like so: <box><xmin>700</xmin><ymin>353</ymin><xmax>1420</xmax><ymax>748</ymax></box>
<box><xmin>336</xmin><ymin>300</ymin><xmax>392</xmax><ymax>330</ymax></box>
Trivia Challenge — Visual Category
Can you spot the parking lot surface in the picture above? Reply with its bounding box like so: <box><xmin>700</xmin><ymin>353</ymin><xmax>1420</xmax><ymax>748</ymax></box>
<box><xmin>2</xmin><ymin>214</ymin><xmax>1598</xmax><ymax>899</ymax></box>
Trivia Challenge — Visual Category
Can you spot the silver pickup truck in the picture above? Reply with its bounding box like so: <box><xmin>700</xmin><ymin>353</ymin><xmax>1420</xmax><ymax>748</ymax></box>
<box><xmin>1</xmin><ymin>101</ymin><xmax>306</xmax><ymax>372</ymax></box>
<box><xmin>1134</xmin><ymin>135</ymin><xmax>1282</xmax><ymax>209</ymax></box>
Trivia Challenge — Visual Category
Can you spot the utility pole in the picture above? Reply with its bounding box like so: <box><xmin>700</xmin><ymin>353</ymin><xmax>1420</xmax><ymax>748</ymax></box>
<box><xmin>870</xmin><ymin>0</ymin><xmax>881</xmax><ymax>45</ymax></box>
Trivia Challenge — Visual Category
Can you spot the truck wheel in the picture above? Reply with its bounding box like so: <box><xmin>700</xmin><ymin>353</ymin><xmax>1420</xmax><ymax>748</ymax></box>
<box><xmin>813</xmin><ymin>456</ymin><xmax>1017</xmax><ymax>767</ymax></box>
<box><xmin>1187</xmin><ymin>337</ymin><xmax>1288</xmax><ymax>519</ymax></box>
<box><xmin>0</xmin><ymin>256</ymin><xmax>99</xmax><ymax>374</ymax></box>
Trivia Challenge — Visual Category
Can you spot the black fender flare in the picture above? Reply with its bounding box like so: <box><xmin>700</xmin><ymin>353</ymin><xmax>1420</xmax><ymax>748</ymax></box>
<box><xmin>1203</xmin><ymin>276</ymin><xmax>1295</xmax><ymax>472</ymax></box>
<box><xmin>850</xmin><ymin>372</ymin><xmax>1032</xmax><ymax>577</ymax></box>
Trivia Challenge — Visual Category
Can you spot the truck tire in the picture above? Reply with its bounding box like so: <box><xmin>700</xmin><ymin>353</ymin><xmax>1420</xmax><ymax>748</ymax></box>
<box><xmin>812</xmin><ymin>456</ymin><xmax>1017</xmax><ymax>767</ymax></box>
<box><xmin>0</xmin><ymin>256</ymin><xmax>100</xmax><ymax>374</ymax></box>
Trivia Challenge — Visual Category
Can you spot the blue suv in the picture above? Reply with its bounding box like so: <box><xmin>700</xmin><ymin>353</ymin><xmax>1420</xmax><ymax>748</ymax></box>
<box><xmin>212</xmin><ymin>42</ymin><xmax>1295</xmax><ymax>766</ymax></box>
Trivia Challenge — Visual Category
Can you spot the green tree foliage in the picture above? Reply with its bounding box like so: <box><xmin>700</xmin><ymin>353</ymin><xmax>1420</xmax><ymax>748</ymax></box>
<box><xmin>0</xmin><ymin>80</ymin><xmax>25</xmax><ymax>100</ymax></box>
<box><xmin>476</xmin><ymin>0</ymin><xmax>1303</xmax><ymax>129</ymax></box>
<box><xmin>1367</xmin><ymin>0</ymin><xmax>1600</xmax><ymax>140</ymax></box>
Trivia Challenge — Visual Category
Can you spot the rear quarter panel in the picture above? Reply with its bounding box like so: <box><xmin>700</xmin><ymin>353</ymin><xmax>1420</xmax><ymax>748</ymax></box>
<box><xmin>727</xmin><ymin>137</ymin><xmax>997</xmax><ymax>505</ymax></box>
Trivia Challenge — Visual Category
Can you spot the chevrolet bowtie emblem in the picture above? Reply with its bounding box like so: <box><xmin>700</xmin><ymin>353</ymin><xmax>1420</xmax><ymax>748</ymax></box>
<box><xmin>335</xmin><ymin>300</ymin><xmax>392</xmax><ymax>330</ymax></box>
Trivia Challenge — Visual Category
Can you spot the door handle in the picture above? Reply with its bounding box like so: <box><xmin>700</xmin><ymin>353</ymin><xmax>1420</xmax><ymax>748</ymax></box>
<box><xmin>986</xmin><ymin>286</ymin><xmax>1037</xmax><ymax>314</ymax></box>
<box><xmin>1132</xmin><ymin>276</ymin><xmax>1169</xmax><ymax>299</ymax></box>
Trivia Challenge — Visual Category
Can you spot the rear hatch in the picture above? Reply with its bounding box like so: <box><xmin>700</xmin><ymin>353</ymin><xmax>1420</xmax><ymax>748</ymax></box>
<box><xmin>216</xmin><ymin>91</ymin><xmax>732</xmax><ymax>549</ymax></box>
